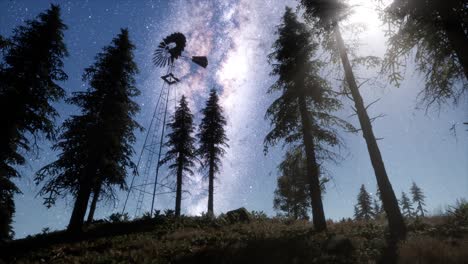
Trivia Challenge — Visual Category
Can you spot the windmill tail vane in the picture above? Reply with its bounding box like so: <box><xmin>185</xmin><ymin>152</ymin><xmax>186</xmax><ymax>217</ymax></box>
<box><xmin>191</xmin><ymin>56</ymin><xmax>208</xmax><ymax>68</ymax></box>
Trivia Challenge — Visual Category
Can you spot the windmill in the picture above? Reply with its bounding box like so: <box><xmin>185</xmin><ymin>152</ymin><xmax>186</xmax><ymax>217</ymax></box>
<box><xmin>122</xmin><ymin>32</ymin><xmax>208</xmax><ymax>217</ymax></box>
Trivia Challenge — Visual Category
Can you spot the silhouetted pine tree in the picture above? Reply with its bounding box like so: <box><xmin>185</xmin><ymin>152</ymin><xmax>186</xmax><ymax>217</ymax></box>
<box><xmin>374</xmin><ymin>186</ymin><xmax>385</xmax><ymax>217</ymax></box>
<box><xmin>373</xmin><ymin>198</ymin><xmax>384</xmax><ymax>219</ymax></box>
<box><xmin>197</xmin><ymin>89</ymin><xmax>228</xmax><ymax>216</ymax></box>
<box><xmin>354</xmin><ymin>185</ymin><xmax>374</xmax><ymax>221</ymax></box>
<box><xmin>0</xmin><ymin>175</ymin><xmax>18</xmax><ymax>240</ymax></box>
<box><xmin>0</xmin><ymin>5</ymin><xmax>68</xmax><ymax>239</ymax></box>
<box><xmin>376</xmin><ymin>185</ymin><xmax>382</xmax><ymax>201</ymax></box>
<box><xmin>273</xmin><ymin>148</ymin><xmax>311</xmax><ymax>220</ymax></box>
<box><xmin>0</xmin><ymin>35</ymin><xmax>9</xmax><ymax>50</ymax></box>
<box><xmin>400</xmin><ymin>192</ymin><xmax>413</xmax><ymax>218</ymax></box>
<box><xmin>265</xmin><ymin>8</ymin><xmax>352</xmax><ymax>232</ymax></box>
<box><xmin>160</xmin><ymin>96</ymin><xmax>197</xmax><ymax>217</ymax></box>
<box><xmin>35</xmin><ymin>29</ymin><xmax>140</xmax><ymax>232</ymax></box>
<box><xmin>383</xmin><ymin>0</ymin><xmax>467</xmax><ymax>106</ymax></box>
<box><xmin>410</xmin><ymin>182</ymin><xmax>427</xmax><ymax>217</ymax></box>
<box><xmin>299</xmin><ymin>0</ymin><xmax>407</xmax><ymax>241</ymax></box>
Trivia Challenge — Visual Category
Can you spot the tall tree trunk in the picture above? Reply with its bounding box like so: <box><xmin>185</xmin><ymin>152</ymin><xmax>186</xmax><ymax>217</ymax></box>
<box><xmin>68</xmin><ymin>181</ymin><xmax>92</xmax><ymax>233</ymax></box>
<box><xmin>333</xmin><ymin>22</ymin><xmax>406</xmax><ymax>242</ymax></box>
<box><xmin>175</xmin><ymin>163</ymin><xmax>183</xmax><ymax>217</ymax></box>
<box><xmin>86</xmin><ymin>183</ymin><xmax>102</xmax><ymax>224</ymax></box>
<box><xmin>440</xmin><ymin>5</ymin><xmax>468</xmax><ymax>81</ymax></box>
<box><xmin>207</xmin><ymin>153</ymin><xmax>215</xmax><ymax>216</ymax></box>
<box><xmin>298</xmin><ymin>97</ymin><xmax>327</xmax><ymax>232</ymax></box>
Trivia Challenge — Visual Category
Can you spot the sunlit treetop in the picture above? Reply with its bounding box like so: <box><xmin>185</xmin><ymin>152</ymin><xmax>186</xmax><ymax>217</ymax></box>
<box><xmin>382</xmin><ymin>0</ymin><xmax>468</xmax><ymax>107</ymax></box>
<box><xmin>299</xmin><ymin>0</ymin><xmax>350</xmax><ymax>29</ymax></box>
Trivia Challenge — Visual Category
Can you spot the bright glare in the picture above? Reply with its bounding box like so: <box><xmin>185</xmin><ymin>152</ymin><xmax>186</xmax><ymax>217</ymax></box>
<box><xmin>347</xmin><ymin>0</ymin><xmax>381</xmax><ymax>31</ymax></box>
<box><xmin>346</xmin><ymin>0</ymin><xmax>387</xmax><ymax>55</ymax></box>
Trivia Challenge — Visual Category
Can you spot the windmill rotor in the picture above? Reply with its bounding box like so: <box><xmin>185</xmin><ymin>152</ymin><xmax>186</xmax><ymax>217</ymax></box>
<box><xmin>153</xmin><ymin>32</ymin><xmax>186</xmax><ymax>68</ymax></box>
<box><xmin>153</xmin><ymin>32</ymin><xmax>208</xmax><ymax>70</ymax></box>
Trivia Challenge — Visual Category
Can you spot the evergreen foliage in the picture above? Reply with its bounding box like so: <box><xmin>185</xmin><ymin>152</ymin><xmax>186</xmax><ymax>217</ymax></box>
<box><xmin>0</xmin><ymin>176</ymin><xmax>18</xmax><ymax>240</ymax></box>
<box><xmin>410</xmin><ymin>182</ymin><xmax>427</xmax><ymax>217</ymax></box>
<box><xmin>197</xmin><ymin>89</ymin><xmax>228</xmax><ymax>216</ymax></box>
<box><xmin>273</xmin><ymin>148</ymin><xmax>311</xmax><ymax>220</ymax></box>
<box><xmin>160</xmin><ymin>96</ymin><xmax>197</xmax><ymax>217</ymax></box>
<box><xmin>374</xmin><ymin>186</ymin><xmax>385</xmax><ymax>217</ymax></box>
<box><xmin>400</xmin><ymin>192</ymin><xmax>414</xmax><ymax>218</ymax></box>
<box><xmin>0</xmin><ymin>4</ymin><xmax>68</xmax><ymax>239</ymax></box>
<box><xmin>354</xmin><ymin>185</ymin><xmax>374</xmax><ymax>221</ymax></box>
<box><xmin>373</xmin><ymin>198</ymin><xmax>384</xmax><ymax>219</ymax></box>
<box><xmin>0</xmin><ymin>35</ymin><xmax>9</xmax><ymax>50</ymax></box>
<box><xmin>273</xmin><ymin>147</ymin><xmax>330</xmax><ymax>220</ymax></box>
<box><xmin>265</xmin><ymin>7</ymin><xmax>352</xmax><ymax>232</ymax></box>
<box><xmin>383</xmin><ymin>0</ymin><xmax>468</xmax><ymax>107</ymax></box>
<box><xmin>35</xmin><ymin>29</ymin><xmax>140</xmax><ymax>232</ymax></box>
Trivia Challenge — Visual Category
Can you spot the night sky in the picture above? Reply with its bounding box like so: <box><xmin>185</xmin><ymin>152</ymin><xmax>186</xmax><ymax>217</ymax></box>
<box><xmin>1</xmin><ymin>0</ymin><xmax>467</xmax><ymax>239</ymax></box>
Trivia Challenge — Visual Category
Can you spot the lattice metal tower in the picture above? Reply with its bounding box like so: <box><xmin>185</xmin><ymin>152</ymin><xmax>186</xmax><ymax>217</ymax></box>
<box><xmin>122</xmin><ymin>33</ymin><xmax>208</xmax><ymax>217</ymax></box>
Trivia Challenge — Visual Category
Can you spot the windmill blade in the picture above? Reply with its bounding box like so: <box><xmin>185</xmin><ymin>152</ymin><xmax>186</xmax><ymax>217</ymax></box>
<box><xmin>153</xmin><ymin>32</ymin><xmax>186</xmax><ymax>68</ymax></box>
<box><xmin>191</xmin><ymin>56</ymin><xmax>208</xmax><ymax>68</ymax></box>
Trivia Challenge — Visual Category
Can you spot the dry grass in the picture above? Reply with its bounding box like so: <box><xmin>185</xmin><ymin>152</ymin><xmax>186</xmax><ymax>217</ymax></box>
<box><xmin>399</xmin><ymin>236</ymin><xmax>468</xmax><ymax>264</ymax></box>
<box><xmin>3</xmin><ymin>203</ymin><xmax>468</xmax><ymax>263</ymax></box>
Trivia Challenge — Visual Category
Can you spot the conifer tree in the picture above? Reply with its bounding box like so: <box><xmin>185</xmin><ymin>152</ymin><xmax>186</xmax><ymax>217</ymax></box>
<box><xmin>197</xmin><ymin>89</ymin><xmax>228</xmax><ymax>216</ymax></box>
<box><xmin>160</xmin><ymin>96</ymin><xmax>197</xmax><ymax>217</ymax></box>
<box><xmin>35</xmin><ymin>29</ymin><xmax>140</xmax><ymax>232</ymax></box>
<box><xmin>0</xmin><ymin>5</ymin><xmax>68</xmax><ymax>239</ymax></box>
<box><xmin>299</xmin><ymin>0</ymin><xmax>407</xmax><ymax>241</ymax></box>
<box><xmin>383</xmin><ymin>0</ymin><xmax>467</xmax><ymax>106</ymax></box>
<box><xmin>0</xmin><ymin>176</ymin><xmax>18</xmax><ymax>240</ymax></box>
<box><xmin>273</xmin><ymin>148</ymin><xmax>311</xmax><ymax>220</ymax></box>
<box><xmin>374</xmin><ymin>186</ymin><xmax>385</xmax><ymax>217</ymax></box>
<box><xmin>410</xmin><ymin>182</ymin><xmax>427</xmax><ymax>217</ymax></box>
<box><xmin>373</xmin><ymin>198</ymin><xmax>384</xmax><ymax>219</ymax></box>
<box><xmin>376</xmin><ymin>185</ymin><xmax>382</xmax><ymax>201</ymax></box>
<box><xmin>265</xmin><ymin>7</ymin><xmax>352</xmax><ymax>232</ymax></box>
<box><xmin>0</xmin><ymin>35</ymin><xmax>9</xmax><ymax>50</ymax></box>
<box><xmin>354</xmin><ymin>184</ymin><xmax>375</xmax><ymax>220</ymax></box>
<box><xmin>399</xmin><ymin>192</ymin><xmax>413</xmax><ymax>218</ymax></box>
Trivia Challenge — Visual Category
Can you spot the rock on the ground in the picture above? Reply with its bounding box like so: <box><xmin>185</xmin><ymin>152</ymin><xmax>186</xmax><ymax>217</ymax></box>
<box><xmin>225</xmin><ymin>208</ymin><xmax>251</xmax><ymax>224</ymax></box>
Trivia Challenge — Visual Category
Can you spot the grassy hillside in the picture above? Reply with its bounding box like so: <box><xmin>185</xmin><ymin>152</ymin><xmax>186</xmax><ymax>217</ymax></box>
<box><xmin>1</xmin><ymin>204</ymin><xmax>468</xmax><ymax>264</ymax></box>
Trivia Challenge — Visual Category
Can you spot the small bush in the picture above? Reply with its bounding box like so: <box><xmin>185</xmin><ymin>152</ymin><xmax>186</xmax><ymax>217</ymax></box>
<box><xmin>250</xmin><ymin>210</ymin><xmax>268</xmax><ymax>221</ymax></box>
<box><xmin>41</xmin><ymin>227</ymin><xmax>50</xmax><ymax>235</ymax></box>
<box><xmin>446</xmin><ymin>199</ymin><xmax>468</xmax><ymax>227</ymax></box>
<box><xmin>107</xmin><ymin>212</ymin><xmax>129</xmax><ymax>223</ymax></box>
<box><xmin>164</xmin><ymin>209</ymin><xmax>175</xmax><ymax>218</ymax></box>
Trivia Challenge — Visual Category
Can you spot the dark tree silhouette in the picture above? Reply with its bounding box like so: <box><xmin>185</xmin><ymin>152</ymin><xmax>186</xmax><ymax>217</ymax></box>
<box><xmin>383</xmin><ymin>0</ymin><xmax>468</xmax><ymax>106</ymax></box>
<box><xmin>0</xmin><ymin>175</ymin><xmax>19</xmax><ymax>240</ymax></box>
<box><xmin>410</xmin><ymin>182</ymin><xmax>427</xmax><ymax>217</ymax></box>
<box><xmin>274</xmin><ymin>147</ymin><xmax>329</xmax><ymax>220</ymax></box>
<box><xmin>265</xmin><ymin>7</ymin><xmax>352</xmax><ymax>232</ymax></box>
<box><xmin>273</xmin><ymin>148</ymin><xmax>311</xmax><ymax>220</ymax></box>
<box><xmin>0</xmin><ymin>5</ymin><xmax>68</xmax><ymax>239</ymax></box>
<box><xmin>197</xmin><ymin>89</ymin><xmax>228</xmax><ymax>216</ymax></box>
<box><xmin>373</xmin><ymin>198</ymin><xmax>384</xmax><ymax>219</ymax></box>
<box><xmin>86</xmin><ymin>182</ymin><xmax>120</xmax><ymax>224</ymax></box>
<box><xmin>35</xmin><ymin>29</ymin><xmax>140</xmax><ymax>233</ymax></box>
<box><xmin>354</xmin><ymin>184</ymin><xmax>375</xmax><ymax>221</ymax></box>
<box><xmin>374</xmin><ymin>186</ymin><xmax>385</xmax><ymax>218</ymax></box>
<box><xmin>0</xmin><ymin>35</ymin><xmax>9</xmax><ymax>50</ymax></box>
<box><xmin>399</xmin><ymin>191</ymin><xmax>413</xmax><ymax>218</ymax></box>
<box><xmin>160</xmin><ymin>96</ymin><xmax>197</xmax><ymax>217</ymax></box>
<box><xmin>299</xmin><ymin>0</ymin><xmax>407</xmax><ymax>241</ymax></box>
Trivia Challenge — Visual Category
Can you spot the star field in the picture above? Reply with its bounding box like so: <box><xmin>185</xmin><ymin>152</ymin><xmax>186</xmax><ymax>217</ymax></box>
<box><xmin>0</xmin><ymin>0</ymin><xmax>466</xmax><ymax>238</ymax></box>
